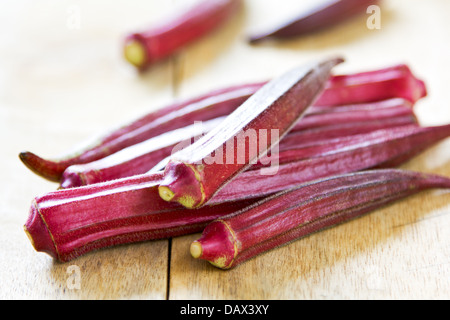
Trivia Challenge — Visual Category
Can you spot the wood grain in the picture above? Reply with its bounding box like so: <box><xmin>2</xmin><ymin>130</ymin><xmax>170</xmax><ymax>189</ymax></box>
<box><xmin>0</xmin><ymin>0</ymin><xmax>178</xmax><ymax>300</ymax></box>
<box><xmin>1</xmin><ymin>0</ymin><xmax>449</xmax><ymax>300</ymax></box>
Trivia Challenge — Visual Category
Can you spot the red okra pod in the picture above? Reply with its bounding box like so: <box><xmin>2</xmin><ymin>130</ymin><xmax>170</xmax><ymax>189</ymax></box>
<box><xmin>191</xmin><ymin>169</ymin><xmax>450</xmax><ymax>269</ymax></box>
<box><xmin>158</xmin><ymin>58</ymin><xmax>343</xmax><ymax>208</ymax></box>
<box><xmin>249</xmin><ymin>0</ymin><xmax>380</xmax><ymax>43</ymax></box>
<box><xmin>24</xmin><ymin>124</ymin><xmax>450</xmax><ymax>262</ymax></box>
<box><xmin>24</xmin><ymin>172</ymin><xmax>258</xmax><ymax>262</ymax></box>
<box><xmin>60</xmin><ymin>117</ymin><xmax>225</xmax><ymax>189</ymax></box>
<box><xmin>253</xmin><ymin>121</ymin><xmax>419</xmax><ymax>170</ymax></box>
<box><xmin>314</xmin><ymin>64</ymin><xmax>427</xmax><ymax>106</ymax></box>
<box><xmin>19</xmin><ymin>64</ymin><xmax>426</xmax><ymax>182</ymax></box>
<box><xmin>210</xmin><ymin>124</ymin><xmax>450</xmax><ymax>203</ymax></box>
<box><xmin>60</xmin><ymin>98</ymin><xmax>415</xmax><ymax>188</ymax></box>
<box><xmin>124</xmin><ymin>0</ymin><xmax>242</xmax><ymax>70</ymax></box>
<box><xmin>151</xmin><ymin>118</ymin><xmax>419</xmax><ymax>180</ymax></box>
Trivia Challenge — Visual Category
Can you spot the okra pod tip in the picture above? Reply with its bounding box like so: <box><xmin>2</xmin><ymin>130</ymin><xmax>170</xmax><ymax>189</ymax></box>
<box><xmin>190</xmin><ymin>220</ymin><xmax>237</xmax><ymax>269</ymax></box>
<box><xmin>19</xmin><ymin>151</ymin><xmax>62</xmax><ymax>183</ymax></box>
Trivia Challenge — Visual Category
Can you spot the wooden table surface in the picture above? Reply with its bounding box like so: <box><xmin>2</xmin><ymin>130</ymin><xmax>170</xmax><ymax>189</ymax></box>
<box><xmin>1</xmin><ymin>0</ymin><xmax>449</xmax><ymax>300</ymax></box>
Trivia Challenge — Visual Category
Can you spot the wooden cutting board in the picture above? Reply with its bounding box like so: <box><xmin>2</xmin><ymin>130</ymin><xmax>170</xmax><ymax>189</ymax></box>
<box><xmin>0</xmin><ymin>0</ymin><xmax>449</xmax><ymax>299</ymax></box>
